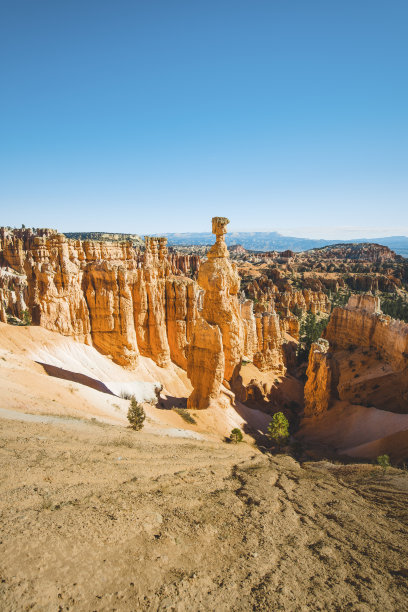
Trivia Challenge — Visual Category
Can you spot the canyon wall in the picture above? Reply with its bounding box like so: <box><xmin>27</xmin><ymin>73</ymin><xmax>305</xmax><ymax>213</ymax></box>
<box><xmin>1</xmin><ymin>224</ymin><xmax>287</xmax><ymax>410</ymax></box>
<box><xmin>304</xmin><ymin>294</ymin><xmax>408</xmax><ymax>415</ymax></box>
<box><xmin>0</xmin><ymin>228</ymin><xmax>199</xmax><ymax>368</ymax></box>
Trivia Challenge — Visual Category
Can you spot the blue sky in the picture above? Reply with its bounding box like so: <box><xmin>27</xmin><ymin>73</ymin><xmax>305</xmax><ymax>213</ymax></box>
<box><xmin>1</xmin><ymin>1</ymin><xmax>407</xmax><ymax>236</ymax></box>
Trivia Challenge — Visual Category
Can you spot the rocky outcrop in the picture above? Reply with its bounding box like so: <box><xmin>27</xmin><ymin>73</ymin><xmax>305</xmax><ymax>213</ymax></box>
<box><xmin>325</xmin><ymin>294</ymin><xmax>400</xmax><ymax>364</ymax></box>
<box><xmin>187</xmin><ymin>319</ymin><xmax>225</xmax><ymax>410</ymax></box>
<box><xmin>240</xmin><ymin>299</ymin><xmax>258</xmax><ymax>358</ymax></box>
<box><xmin>253</xmin><ymin>312</ymin><xmax>285</xmax><ymax>373</ymax></box>
<box><xmin>313</xmin><ymin>243</ymin><xmax>399</xmax><ymax>263</ymax></box>
<box><xmin>25</xmin><ymin>234</ymin><xmax>92</xmax><ymax>344</ymax></box>
<box><xmin>276</xmin><ymin>289</ymin><xmax>331</xmax><ymax>316</ymax></box>
<box><xmin>186</xmin><ymin>218</ymin><xmax>288</xmax><ymax>408</ymax></box>
<box><xmin>132</xmin><ymin>238</ymin><xmax>172</xmax><ymax>367</ymax></box>
<box><xmin>192</xmin><ymin>217</ymin><xmax>245</xmax><ymax>382</ymax></box>
<box><xmin>167</xmin><ymin>252</ymin><xmax>201</xmax><ymax>277</ymax></box>
<box><xmin>165</xmin><ymin>277</ymin><xmax>199</xmax><ymax>369</ymax></box>
<box><xmin>0</xmin><ymin>228</ymin><xmax>199</xmax><ymax>369</ymax></box>
<box><xmin>1</xmin><ymin>223</ymin><xmax>289</xmax><ymax>410</ymax></box>
<box><xmin>304</xmin><ymin>294</ymin><xmax>408</xmax><ymax>414</ymax></box>
<box><xmin>0</xmin><ymin>269</ymin><xmax>28</xmax><ymax>321</ymax></box>
<box><xmin>186</xmin><ymin>218</ymin><xmax>244</xmax><ymax>408</ymax></box>
<box><xmin>304</xmin><ymin>339</ymin><xmax>332</xmax><ymax>416</ymax></box>
<box><xmin>244</xmin><ymin>273</ymin><xmax>331</xmax><ymax>317</ymax></box>
<box><xmin>279</xmin><ymin>313</ymin><xmax>300</xmax><ymax>340</ymax></box>
<box><xmin>83</xmin><ymin>262</ymin><xmax>139</xmax><ymax>367</ymax></box>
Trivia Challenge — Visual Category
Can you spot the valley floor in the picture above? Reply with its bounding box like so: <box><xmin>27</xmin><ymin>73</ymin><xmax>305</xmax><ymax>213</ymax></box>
<box><xmin>0</xmin><ymin>414</ymin><xmax>407</xmax><ymax>611</ymax></box>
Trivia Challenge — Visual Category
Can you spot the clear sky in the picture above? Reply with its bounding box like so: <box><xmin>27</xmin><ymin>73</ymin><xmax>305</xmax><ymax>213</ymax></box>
<box><xmin>1</xmin><ymin>1</ymin><xmax>407</xmax><ymax>237</ymax></box>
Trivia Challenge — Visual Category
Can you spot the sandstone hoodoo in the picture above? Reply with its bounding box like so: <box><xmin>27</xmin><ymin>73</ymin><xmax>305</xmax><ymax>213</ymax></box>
<box><xmin>186</xmin><ymin>217</ymin><xmax>287</xmax><ymax>409</ymax></box>
<box><xmin>304</xmin><ymin>338</ymin><xmax>332</xmax><ymax>417</ymax></box>
<box><xmin>187</xmin><ymin>217</ymin><xmax>245</xmax><ymax>409</ymax></box>
<box><xmin>1</xmin><ymin>221</ymin><xmax>291</xmax><ymax>412</ymax></box>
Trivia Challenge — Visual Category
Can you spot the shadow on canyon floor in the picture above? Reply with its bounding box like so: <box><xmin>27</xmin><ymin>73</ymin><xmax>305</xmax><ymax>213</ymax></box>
<box><xmin>36</xmin><ymin>362</ymin><xmax>115</xmax><ymax>395</ymax></box>
<box><xmin>158</xmin><ymin>395</ymin><xmax>188</xmax><ymax>410</ymax></box>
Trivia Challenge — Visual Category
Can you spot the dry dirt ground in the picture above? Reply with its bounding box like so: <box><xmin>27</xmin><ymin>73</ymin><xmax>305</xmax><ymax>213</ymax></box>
<box><xmin>1</xmin><ymin>415</ymin><xmax>407</xmax><ymax>612</ymax></box>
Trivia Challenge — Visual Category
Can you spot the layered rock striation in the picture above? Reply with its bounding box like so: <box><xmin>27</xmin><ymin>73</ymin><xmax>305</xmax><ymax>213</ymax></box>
<box><xmin>304</xmin><ymin>294</ymin><xmax>408</xmax><ymax>415</ymax></box>
<box><xmin>304</xmin><ymin>339</ymin><xmax>332</xmax><ymax>416</ymax></box>
<box><xmin>0</xmin><ymin>228</ymin><xmax>199</xmax><ymax>368</ymax></box>
<box><xmin>187</xmin><ymin>218</ymin><xmax>286</xmax><ymax>409</ymax></box>
<box><xmin>2</xmin><ymin>223</ymin><xmax>287</xmax><ymax>411</ymax></box>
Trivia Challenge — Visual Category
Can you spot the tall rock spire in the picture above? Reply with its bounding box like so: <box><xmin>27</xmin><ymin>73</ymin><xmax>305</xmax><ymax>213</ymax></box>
<box><xmin>187</xmin><ymin>217</ymin><xmax>244</xmax><ymax>409</ymax></box>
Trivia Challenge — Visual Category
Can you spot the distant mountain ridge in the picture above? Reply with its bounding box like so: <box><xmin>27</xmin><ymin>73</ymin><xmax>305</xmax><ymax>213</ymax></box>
<box><xmin>160</xmin><ymin>232</ymin><xmax>408</xmax><ymax>257</ymax></box>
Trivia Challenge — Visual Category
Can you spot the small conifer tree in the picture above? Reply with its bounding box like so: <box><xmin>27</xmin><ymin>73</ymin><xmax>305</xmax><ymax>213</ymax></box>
<box><xmin>267</xmin><ymin>412</ymin><xmax>289</xmax><ymax>447</ymax></box>
<box><xmin>127</xmin><ymin>397</ymin><xmax>146</xmax><ymax>431</ymax></box>
<box><xmin>230</xmin><ymin>428</ymin><xmax>243</xmax><ymax>443</ymax></box>
<box><xmin>376</xmin><ymin>454</ymin><xmax>390</xmax><ymax>474</ymax></box>
<box><xmin>22</xmin><ymin>310</ymin><xmax>31</xmax><ymax>326</ymax></box>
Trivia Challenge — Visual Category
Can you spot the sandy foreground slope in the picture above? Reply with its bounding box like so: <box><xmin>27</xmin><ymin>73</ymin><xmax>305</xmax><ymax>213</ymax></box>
<box><xmin>0</xmin><ymin>416</ymin><xmax>407</xmax><ymax>611</ymax></box>
<box><xmin>0</xmin><ymin>323</ymin><xmax>270</xmax><ymax>440</ymax></box>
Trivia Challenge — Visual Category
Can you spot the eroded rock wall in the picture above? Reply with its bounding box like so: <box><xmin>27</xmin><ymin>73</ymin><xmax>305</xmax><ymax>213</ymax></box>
<box><xmin>253</xmin><ymin>312</ymin><xmax>285</xmax><ymax>373</ymax></box>
<box><xmin>0</xmin><ymin>229</ymin><xmax>198</xmax><ymax>369</ymax></box>
<box><xmin>304</xmin><ymin>295</ymin><xmax>408</xmax><ymax>414</ymax></box>
<box><xmin>325</xmin><ymin>294</ymin><xmax>407</xmax><ymax>372</ymax></box>
<box><xmin>187</xmin><ymin>319</ymin><xmax>225</xmax><ymax>410</ymax></box>
<box><xmin>2</xmin><ymin>224</ymin><xmax>288</xmax><ymax>410</ymax></box>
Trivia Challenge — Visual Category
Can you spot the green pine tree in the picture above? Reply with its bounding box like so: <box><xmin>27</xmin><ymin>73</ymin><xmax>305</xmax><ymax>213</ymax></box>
<box><xmin>127</xmin><ymin>397</ymin><xmax>146</xmax><ymax>431</ymax></box>
<box><xmin>297</xmin><ymin>312</ymin><xmax>329</xmax><ymax>362</ymax></box>
<box><xmin>267</xmin><ymin>412</ymin><xmax>289</xmax><ymax>447</ymax></box>
<box><xmin>230</xmin><ymin>428</ymin><xmax>243</xmax><ymax>443</ymax></box>
<box><xmin>376</xmin><ymin>454</ymin><xmax>390</xmax><ymax>475</ymax></box>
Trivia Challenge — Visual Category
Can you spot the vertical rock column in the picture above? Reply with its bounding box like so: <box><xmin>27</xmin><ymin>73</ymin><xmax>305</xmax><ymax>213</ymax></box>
<box><xmin>304</xmin><ymin>338</ymin><xmax>332</xmax><ymax>416</ymax></box>
<box><xmin>133</xmin><ymin>237</ymin><xmax>172</xmax><ymax>367</ymax></box>
<box><xmin>187</xmin><ymin>319</ymin><xmax>225</xmax><ymax>409</ymax></box>
<box><xmin>187</xmin><ymin>217</ymin><xmax>244</xmax><ymax>409</ymax></box>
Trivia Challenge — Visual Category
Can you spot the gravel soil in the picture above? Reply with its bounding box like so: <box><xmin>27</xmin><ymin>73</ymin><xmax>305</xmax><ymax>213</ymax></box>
<box><xmin>0</xmin><ymin>416</ymin><xmax>407</xmax><ymax>611</ymax></box>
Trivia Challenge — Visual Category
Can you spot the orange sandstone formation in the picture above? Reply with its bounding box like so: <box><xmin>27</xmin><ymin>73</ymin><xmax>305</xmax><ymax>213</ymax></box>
<box><xmin>196</xmin><ymin>217</ymin><xmax>244</xmax><ymax>382</ymax></box>
<box><xmin>187</xmin><ymin>217</ymin><xmax>245</xmax><ymax>409</ymax></box>
<box><xmin>304</xmin><ymin>339</ymin><xmax>332</xmax><ymax>416</ymax></box>
<box><xmin>165</xmin><ymin>277</ymin><xmax>199</xmax><ymax>369</ymax></box>
<box><xmin>0</xmin><ymin>229</ymin><xmax>198</xmax><ymax>369</ymax></box>
<box><xmin>245</xmin><ymin>273</ymin><xmax>331</xmax><ymax>317</ymax></box>
<box><xmin>277</xmin><ymin>288</ymin><xmax>331</xmax><ymax>316</ymax></box>
<box><xmin>304</xmin><ymin>294</ymin><xmax>408</xmax><ymax>415</ymax></box>
<box><xmin>187</xmin><ymin>218</ymin><xmax>287</xmax><ymax>409</ymax></box>
<box><xmin>325</xmin><ymin>294</ymin><xmax>406</xmax><ymax>372</ymax></box>
<box><xmin>253</xmin><ymin>311</ymin><xmax>285</xmax><ymax>373</ymax></box>
<box><xmin>1</xmin><ymin>223</ymin><xmax>288</xmax><ymax>410</ymax></box>
<box><xmin>187</xmin><ymin>319</ymin><xmax>225</xmax><ymax>409</ymax></box>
